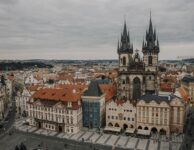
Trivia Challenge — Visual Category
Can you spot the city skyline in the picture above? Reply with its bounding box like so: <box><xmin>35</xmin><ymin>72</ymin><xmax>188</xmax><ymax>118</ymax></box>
<box><xmin>0</xmin><ymin>0</ymin><xmax>194</xmax><ymax>60</ymax></box>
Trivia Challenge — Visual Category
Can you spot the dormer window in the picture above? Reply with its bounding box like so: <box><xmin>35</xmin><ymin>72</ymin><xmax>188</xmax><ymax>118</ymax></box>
<box><xmin>67</xmin><ymin>102</ymin><xmax>72</xmax><ymax>108</ymax></box>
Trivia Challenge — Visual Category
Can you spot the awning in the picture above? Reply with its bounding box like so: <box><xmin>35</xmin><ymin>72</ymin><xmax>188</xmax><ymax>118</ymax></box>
<box><xmin>104</xmin><ymin>126</ymin><xmax>121</xmax><ymax>132</ymax></box>
<box><xmin>137</xmin><ymin>129</ymin><xmax>150</xmax><ymax>135</ymax></box>
<box><xmin>125</xmin><ymin>128</ymin><xmax>135</xmax><ymax>134</ymax></box>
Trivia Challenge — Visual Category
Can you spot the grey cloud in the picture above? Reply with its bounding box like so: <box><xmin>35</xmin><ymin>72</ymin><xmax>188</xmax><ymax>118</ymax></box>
<box><xmin>0</xmin><ymin>0</ymin><xmax>194</xmax><ymax>60</ymax></box>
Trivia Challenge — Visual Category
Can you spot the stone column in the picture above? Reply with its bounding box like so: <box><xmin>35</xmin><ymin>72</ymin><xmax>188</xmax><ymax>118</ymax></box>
<box><xmin>149</xmin><ymin>107</ymin><xmax>152</xmax><ymax>124</ymax></box>
<box><xmin>180</xmin><ymin>107</ymin><xmax>184</xmax><ymax>125</ymax></box>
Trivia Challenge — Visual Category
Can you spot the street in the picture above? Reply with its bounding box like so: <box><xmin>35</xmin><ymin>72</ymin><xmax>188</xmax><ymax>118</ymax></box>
<box><xmin>0</xmin><ymin>96</ymin><xmax>16</xmax><ymax>136</ymax></box>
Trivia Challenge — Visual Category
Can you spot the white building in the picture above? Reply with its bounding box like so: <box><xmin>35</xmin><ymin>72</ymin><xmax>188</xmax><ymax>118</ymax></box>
<box><xmin>136</xmin><ymin>95</ymin><xmax>185</xmax><ymax>135</ymax></box>
<box><xmin>105</xmin><ymin>100</ymin><xmax>136</xmax><ymax>134</ymax></box>
<box><xmin>28</xmin><ymin>88</ymin><xmax>82</xmax><ymax>134</ymax></box>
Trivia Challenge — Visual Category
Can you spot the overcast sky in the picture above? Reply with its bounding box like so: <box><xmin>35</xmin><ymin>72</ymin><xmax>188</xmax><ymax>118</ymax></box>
<box><xmin>0</xmin><ymin>0</ymin><xmax>193</xmax><ymax>60</ymax></box>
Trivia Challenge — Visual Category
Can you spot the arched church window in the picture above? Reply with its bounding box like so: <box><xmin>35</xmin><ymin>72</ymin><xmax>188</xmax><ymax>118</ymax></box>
<box><xmin>123</xmin><ymin>57</ymin><xmax>126</xmax><ymax>66</ymax></box>
<box><xmin>148</xmin><ymin>56</ymin><xmax>152</xmax><ymax>65</ymax></box>
<box><xmin>133</xmin><ymin>77</ymin><xmax>141</xmax><ymax>100</ymax></box>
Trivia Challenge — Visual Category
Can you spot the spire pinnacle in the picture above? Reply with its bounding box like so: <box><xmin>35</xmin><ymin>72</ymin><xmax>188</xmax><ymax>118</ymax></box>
<box><xmin>123</xmin><ymin>20</ymin><xmax>127</xmax><ymax>36</ymax></box>
<box><xmin>142</xmin><ymin>37</ymin><xmax>145</xmax><ymax>48</ymax></box>
<box><xmin>117</xmin><ymin>40</ymin><xmax>120</xmax><ymax>51</ymax></box>
<box><xmin>157</xmin><ymin>37</ymin><xmax>159</xmax><ymax>47</ymax></box>
<box><xmin>149</xmin><ymin>10</ymin><xmax>153</xmax><ymax>34</ymax></box>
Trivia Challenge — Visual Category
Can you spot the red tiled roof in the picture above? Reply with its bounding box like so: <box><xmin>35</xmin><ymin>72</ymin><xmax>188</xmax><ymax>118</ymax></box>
<box><xmin>178</xmin><ymin>87</ymin><xmax>189</xmax><ymax>102</ymax></box>
<box><xmin>32</xmin><ymin>88</ymin><xmax>82</xmax><ymax>102</ymax></box>
<box><xmin>99</xmin><ymin>84</ymin><xmax>116</xmax><ymax>102</ymax></box>
<box><xmin>54</xmin><ymin>83</ymin><xmax>87</xmax><ymax>93</ymax></box>
<box><xmin>27</xmin><ymin>85</ymin><xmax>41</xmax><ymax>92</ymax></box>
<box><xmin>160</xmin><ymin>83</ymin><xmax>174</xmax><ymax>92</ymax></box>
<box><xmin>116</xmin><ymin>99</ymin><xmax>126</xmax><ymax>106</ymax></box>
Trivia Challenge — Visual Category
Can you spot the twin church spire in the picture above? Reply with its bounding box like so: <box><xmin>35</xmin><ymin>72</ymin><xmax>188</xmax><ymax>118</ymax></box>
<box><xmin>117</xmin><ymin>20</ymin><xmax>133</xmax><ymax>54</ymax></box>
<box><xmin>118</xmin><ymin>13</ymin><xmax>160</xmax><ymax>54</ymax></box>
<box><xmin>143</xmin><ymin>13</ymin><xmax>160</xmax><ymax>53</ymax></box>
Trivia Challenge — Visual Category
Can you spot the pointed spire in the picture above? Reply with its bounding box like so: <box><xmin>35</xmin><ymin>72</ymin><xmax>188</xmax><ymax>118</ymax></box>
<box><xmin>118</xmin><ymin>19</ymin><xmax>133</xmax><ymax>53</ymax></box>
<box><xmin>128</xmin><ymin>31</ymin><xmax>130</xmax><ymax>42</ymax></box>
<box><xmin>123</xmin><ymin>20</ymin><xmax>127</xmax><ymax>35</ymax></box>
<box><xmin>142</xmin><ymin>38</ymin><xmax>145</xmax><ymax>49</ymax></box>
<box><xmin>157</xmin><ymin>37</ymin><xmax>159</xmax><ymax>47</ymax></box>
<box><xmin>148</xmin><ymin>10</ymin><xmax>153</xmax><ymax>34</ymax></box>
<box><xmin>154</xmin><ymin>28</ymin><xmax>156</xmax><ymax>40</ymax></box>
<box><xmin>117</xmin><ymin>40</ymin><xmax>120</xmax><ymax>51</ymax></box>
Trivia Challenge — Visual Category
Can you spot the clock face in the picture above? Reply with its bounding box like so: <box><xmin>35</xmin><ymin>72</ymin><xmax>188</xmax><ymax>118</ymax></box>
<box><xmin>135</xmin><ymin>58</ymin><xmax>138</xmax><ymax>62</ymax></box>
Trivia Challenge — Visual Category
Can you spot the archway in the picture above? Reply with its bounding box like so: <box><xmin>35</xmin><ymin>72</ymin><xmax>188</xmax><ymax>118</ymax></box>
<box><xmin>138</xmin><ymin>126</ymin><xmax>142</xmax><ymax>129</ymax></box>
<box><xmin>58</xmin><ymin>125</ymin><xmax>63</xmax><ymax>132</ymax></box>
<box><xmin>151</xmin><ymin>127</ymin><xmax>158</xmax><ymax>134</ymax></box>
<box><xmin>38</xmin><ymin>122</ymin><xmax>41</xmax><ymax>128</ymax></box>
<box><xmin>159</xmin><ymin>129</ymin><xmax>166</xmax><ymax>135</ymax></box>
<box><xmin>133</xmin><ymin>77</ymin><xmax>141</xmax><ymax>100</ymax></box>
<box><xmin>108</xmin><ymin>122</ymin><xmax>113</xmax><ymax>127</ymax></box>
<box><xmin>115</xmin><ymin>123</ymin><xmax>120</xmax><ymax>127</ymax></box>
<box><xmin>123</xmin><ymin>124</ymin><xmax>128</xmax><ymax>130</ymax></box>
<box><xmin>144</xmin><ymin>127</ymin><xmax>149</xmax><ymax>130</ymax></box>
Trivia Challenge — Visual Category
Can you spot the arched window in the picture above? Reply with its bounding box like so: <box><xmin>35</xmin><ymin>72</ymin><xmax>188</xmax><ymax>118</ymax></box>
<box><xmin>148</xmin><ymin>56</ymin><xmax>152</xmax><ymax>65</ymax></box>
<box><xmin>123</xmin><ymin>57</ymin><xmax>126</xmax><ymax>66</ymax></box>
<box><xmin>133</xmin><ymin>77</ymin><xmax>141</xmax><ymax>100</ymax></box>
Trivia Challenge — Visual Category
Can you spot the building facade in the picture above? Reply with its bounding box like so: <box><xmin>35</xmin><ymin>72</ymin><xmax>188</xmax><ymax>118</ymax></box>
<box><xmin>81</xmin><ymin>81</ymin><xmax>105</xmax><ymax>128</ymax></box>
<box><xmin>117</xmin><ymin>15</ymin><xmax>159</xmax><ymax>100</ymax></box>
<box><xmin>136</xmin><ymin>95</ymin><xmax>185</xmax><ymax>135</ymax></box>
<box><xmin>105</xmin><ymin>100</ymin><xmax>136</xmax><ymax>133</ymax></box>
<box><xmin>181</xmin><ymin>75</ymin><xmax>194</xmax><ymax>106</ymax></box>
<box><xmin>28</xmin><ymin>88</ymin><xmax>82</xmax><ymax>134</ymax></box>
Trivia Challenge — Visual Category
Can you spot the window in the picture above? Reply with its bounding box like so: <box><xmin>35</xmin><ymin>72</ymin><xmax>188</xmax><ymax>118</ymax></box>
<box><xmin>128</xmin><ymin>117</ymin><xmax>130</xmax><ymax>121</ymax></box>
<box><xmin>123</xmin><ymin>56</ymin><xmax>126</xmax><ymax>66</ymax></box>
<box><xmin>148</xmin><ymin>56</ymin><xmax>152</xmax><ymax>65</ymax></box>
<box><xmin>124</xmin><ymin>117</ymin><xmax>126</xmax><ymax>120</ymax></box>
<box><xmin>112</xmin><ymin>116</ymin><xmax>114</xmax><ymax>119</ymax></box>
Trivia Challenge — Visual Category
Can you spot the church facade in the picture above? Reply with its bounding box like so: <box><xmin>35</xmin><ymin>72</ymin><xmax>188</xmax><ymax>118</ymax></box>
<box><xmin>117</xmin><ymin>15</ymin><xmax>160</xmax><ymax>100</ymax></box>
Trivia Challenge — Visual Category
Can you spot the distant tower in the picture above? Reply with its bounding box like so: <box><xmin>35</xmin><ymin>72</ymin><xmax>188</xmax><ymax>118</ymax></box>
<box><xmin>142</xmin><ymin>12</ymin><xmax>160</xmax><ymax>94</ymax></box>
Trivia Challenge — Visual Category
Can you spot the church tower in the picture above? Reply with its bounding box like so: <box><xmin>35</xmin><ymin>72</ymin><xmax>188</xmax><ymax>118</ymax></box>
<box><xmin>117</xmin><ymin>21</ymin><xmax>145</xmax><ymax>100</ymax></box>
<box><xmin>117</xmin><ymin>21</ymin><xmax>134</xmax><ymax>100</ymax></box>
<box><xmin>142</xmin><ymin>13</ymin><xmax>160</xmax><ymax>94</ymax></box>
<box><xmin>117</xmin><ymin>21</ymin><xmax>133</xmax><ymax>72</ymax></box>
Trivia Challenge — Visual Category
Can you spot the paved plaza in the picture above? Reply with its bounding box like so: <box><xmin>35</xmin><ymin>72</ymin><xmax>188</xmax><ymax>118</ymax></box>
<box><xmin>13</xmin><ymin>118</ymin><xmax>185</xmax><ymax>150</ymax></box>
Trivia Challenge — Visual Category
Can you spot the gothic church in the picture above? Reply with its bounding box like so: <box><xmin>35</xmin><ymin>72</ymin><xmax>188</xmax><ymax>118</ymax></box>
<box><xmin>117</xmin><ymin>14</ymin><xmax>160</xmax><ymax>100</ymax></box>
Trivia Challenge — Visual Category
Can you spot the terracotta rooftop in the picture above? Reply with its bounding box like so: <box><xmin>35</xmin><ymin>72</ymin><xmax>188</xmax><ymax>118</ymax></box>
<box><xmin>178</xmin><ymin>87</ymin><xmax>189</xmax><ymax>102</ymax></box>
<box><xmin>32</xmin><ymin>88</ymin><xmax>82</xmax><ymax>102</ymax></box>
<box><xmin>99</xmin><ymin>84</ymin><xmax>116</xmax><ymax>102</ymax></box>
